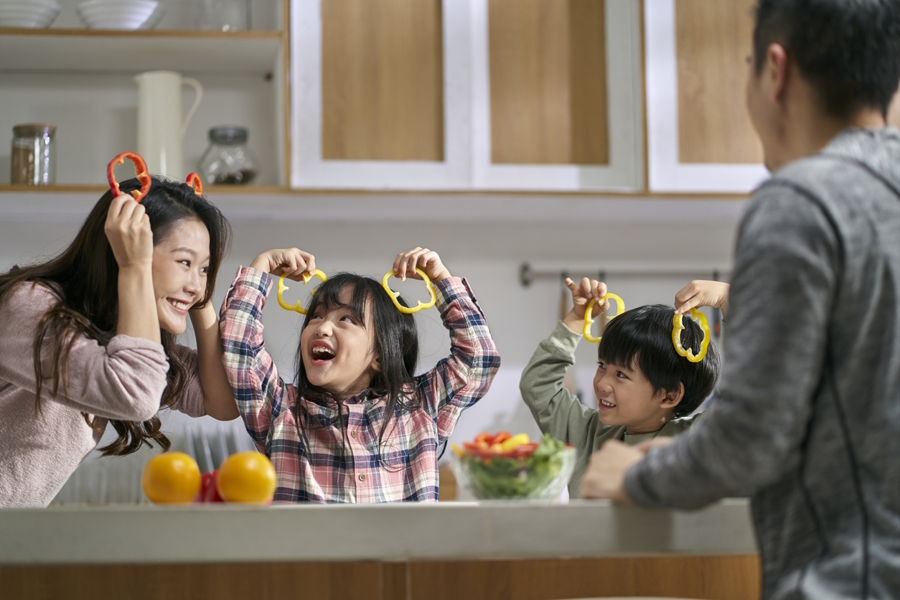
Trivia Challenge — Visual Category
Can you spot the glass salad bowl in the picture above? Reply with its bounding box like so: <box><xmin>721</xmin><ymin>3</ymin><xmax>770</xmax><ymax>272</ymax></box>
<box><xmin>450</xmin><ymin>433</ymin><xmax>575</xmax><ymax>500</ymax></box>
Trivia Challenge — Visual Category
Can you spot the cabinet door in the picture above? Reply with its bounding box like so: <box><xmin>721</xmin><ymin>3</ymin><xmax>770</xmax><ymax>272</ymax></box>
<box><xmin>645</xmin><ymin>0</ymin><xmax>768</xmax><ymax>193</ymax></box>
<box><xmin>471</xmin><ymin>0</ymin><xmax>643</xmax><ymax>190</ymax></box>
<box><xmin>290</xmin><ymin>0</ymin><xmax>470</xmax><ymax>189</ymax></box>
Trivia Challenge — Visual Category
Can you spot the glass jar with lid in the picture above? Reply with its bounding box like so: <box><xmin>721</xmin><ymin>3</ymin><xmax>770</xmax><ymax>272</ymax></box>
<box><xmin>197</xmin><ymin>126</ymin><xmax>258</xmax><ymax>185</ymax></box>
<box><xmin>11</xmin><ymin>123</ymin><xmax>56</xmax><ymax>185</ymax></box>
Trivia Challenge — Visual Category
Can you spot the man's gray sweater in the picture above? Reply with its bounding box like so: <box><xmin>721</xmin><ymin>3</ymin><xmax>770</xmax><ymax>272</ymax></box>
<box><xmin>624</xmin><ymin>127</ymin><xmax>900</xmax><ymax>600</ymax></box>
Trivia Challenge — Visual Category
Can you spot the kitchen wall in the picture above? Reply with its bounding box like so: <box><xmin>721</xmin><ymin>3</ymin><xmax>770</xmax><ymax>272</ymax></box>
<box><xmin>0</xmin><ymin>197</ymin><xmax>742</xmax><ymax>461</ymax></box>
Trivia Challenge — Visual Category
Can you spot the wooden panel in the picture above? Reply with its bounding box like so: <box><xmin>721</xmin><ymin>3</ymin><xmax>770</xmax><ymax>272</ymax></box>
<box><xmin>488</xmin><ymin>0</ymin><xmax>609</xmax><ymax>165</ymax></box>
<box><xmin>438</xmin><ymin>464</ymin><xmax>457</xmax><ymax>501</ymax></box>
<box><xmin>0</xmin><ymin>562</ymin><xmax>382</xmax><ymax>600</ymax></box>
<box><xmin>675</xmin><ymin>0</ymin><xmax>763</xmax><ymax>164</ymax></box>
<box><xmin>321</xmin><ymin>0</ymin><xmax>444</xmax><ymax>161</ymax></box>
<box><xmin>408</xmin><ymin>555</ymin><xmax>762</xmax><ymax>600</ymax></box>
<box><xmin>888</xmin><ymin>84</ymin><xmax>900</xmax><ymax>129</ymax></box>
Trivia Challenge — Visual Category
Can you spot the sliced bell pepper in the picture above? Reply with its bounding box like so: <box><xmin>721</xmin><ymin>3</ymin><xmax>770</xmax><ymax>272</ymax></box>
<box><xmin>277</xmin><ymin>269</ymin><xmax>327</xmax><ymax>315</ymax></box>
<box><xmin>672</xmin><ymin>308</ymin><xmax>711</xmax><ymax>363</ymax></box>
<box><xmin>491</xmin><ymin>431</ymin><xmax>512</xmax><ymax>445</ymax></box>
<box><xmin>382</xmin><ymin>268</ymin><xmax>436</xmax><ymax>315</ymax></box>
<box><xmin>185</xmin><ymin>172</ymin><xmax>203</xmax><ymax>196</ymax></box>
<box><xmin>107</xmin><ymin>151</ymin><xmax>151</xmax><ymax>203</ymax></box>
<box><xmin>583</xmin><ymin>292</ymin><xmax>625</xmax><ymax>344</ymax></box>
<box><xmin>497</xmin><ymin>433</ymin><xmax>530</xmax><ymax>453</ymax></box>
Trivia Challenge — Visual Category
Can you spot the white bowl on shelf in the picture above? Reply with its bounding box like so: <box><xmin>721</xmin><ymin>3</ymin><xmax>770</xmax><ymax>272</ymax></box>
<box><xmin>138</xmin><ymin>2</ymin><xmax>163</xmax><ymax>29</ymax></box>
<box><xmin>0</xmin><ymin>0</ymin><xmax>60</xmax><ymax>28</ymax></box>
<box><xmin>76</xmin><ymin>0</ymin><xmax>158</xmax><ymax>30</ymax></box>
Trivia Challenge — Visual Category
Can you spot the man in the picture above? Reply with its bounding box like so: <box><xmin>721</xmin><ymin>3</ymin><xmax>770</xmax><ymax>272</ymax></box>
<box><xmin>579</xmin><ymin>1</ymin><xmax>900</xmax><ymax>598</ymax></box>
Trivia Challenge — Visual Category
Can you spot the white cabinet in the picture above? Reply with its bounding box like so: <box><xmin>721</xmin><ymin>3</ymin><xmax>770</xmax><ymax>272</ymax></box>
<box><xmin>289</xmin><ymin>0</ymin><xmax>644</xmax><ymax>191</ymax></box>
<box><xmin>0</xmin><ymin>0</ymin><xmax>288</xmax><ymax>189</ymax></box>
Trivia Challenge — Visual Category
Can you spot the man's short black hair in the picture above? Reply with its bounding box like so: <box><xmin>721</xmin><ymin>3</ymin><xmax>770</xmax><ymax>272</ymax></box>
<box><xmin>597</xmin><ymin>304</ymin><xmax>719</xmax><ymax>418</ymax></box>
<box><xmin>753</xmin><ymin>0</ymin><xmax>900</xmax><ymax>119</ymax></box>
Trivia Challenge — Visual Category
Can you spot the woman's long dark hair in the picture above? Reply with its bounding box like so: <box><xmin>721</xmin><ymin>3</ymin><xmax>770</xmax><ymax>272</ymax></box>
<box><xmin>0</xmin><ymin>176</ymin><xmax>230</xmax><ymax>456</ymax></box>
<box><xmin>293</xmin><ymin>274</ymin><xmax>421</xmax><ymax>465</ymax></box>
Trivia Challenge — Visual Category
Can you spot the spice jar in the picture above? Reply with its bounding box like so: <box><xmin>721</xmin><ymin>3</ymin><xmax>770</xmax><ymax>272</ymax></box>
<box><xmin>11</xmin><ymin>124</ymin><xmax>56</xmax><ymax>185</ymax></box>
<box><xmin>197</xmin><ymin>126</ymin><xmax>258</xmax><ymax>185</ymax></box>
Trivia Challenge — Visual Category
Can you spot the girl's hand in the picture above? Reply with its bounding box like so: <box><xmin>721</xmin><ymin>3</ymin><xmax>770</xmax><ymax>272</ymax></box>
<box><xmin>392</xmin><ymin>247</ymin><xmax>451</xmax><ymax>283</ymax></box>
<box><xmin>104</xmin><ymin>193</ymin><xmax>153</xmax><ymax>271</ymax></box>
<box><xmin>674</xmin><ymin>280</ymin><xmax>730</xmax><ymax>318</ymax></box>
<box><xmin>250</xmin><ymin>248</ymin><xmax>316</xmax><ymax>281</ymax></box>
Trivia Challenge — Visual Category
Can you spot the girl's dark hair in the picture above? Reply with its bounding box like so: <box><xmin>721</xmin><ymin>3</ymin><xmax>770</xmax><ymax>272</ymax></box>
<box><xmin>0</xmin><ymin>176</ymin><xmax>231</xmax><ymax>456</ymax></box>
<box><xmin>293</xmin><ymin>273</ymin><xmax>420</xmax><ymax>464</ymax></box>
<box><xmin>597</xmin><ymin>304</ymin><xmax>719</xmax><ymax>418</ymax></box>
<box><xmin>753</xmin><ymin>0</ymin><xmax>900</xmax><ymax>119</ymax></box>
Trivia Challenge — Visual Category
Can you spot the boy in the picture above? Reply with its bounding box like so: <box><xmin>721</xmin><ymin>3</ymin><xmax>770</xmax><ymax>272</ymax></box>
<box><xmin>519</xmin><ymin>277</ymin><xmax>719</xmax><ymax>497</ymax></box>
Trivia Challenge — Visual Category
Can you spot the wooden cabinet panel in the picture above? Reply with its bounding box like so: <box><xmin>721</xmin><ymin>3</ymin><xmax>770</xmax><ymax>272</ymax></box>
<box><xmin>674</xmin><ymin>0</ymin><xmax>763</xmax><ymax>164</ymax></box>
<box><xmin>321</xmin><ymin>0</ymin><xmax>444</xmax><ymax>161</ymax></box>
<box><xmin>488</xmin><ymin>0</ymin><xmax>609</xmax><ymax>165</ymax></box>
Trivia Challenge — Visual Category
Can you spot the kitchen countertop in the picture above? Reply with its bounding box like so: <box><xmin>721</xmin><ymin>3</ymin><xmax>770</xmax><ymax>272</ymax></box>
<box><xmin>0</xmin><ymin>499</ymin><xmax>756</xmax><ymax>565</ymax></box>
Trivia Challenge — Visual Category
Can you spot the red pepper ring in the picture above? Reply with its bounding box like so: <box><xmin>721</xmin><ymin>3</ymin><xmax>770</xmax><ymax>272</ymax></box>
<box><xmin>185</xmin><ymin>172</ymin><xmax>203</xmax><ymax>196</ymax></box>
<box><xmin>107</xmin><ymin>152</ymin><xmax>151</xmax><ymax>203</ymax></box>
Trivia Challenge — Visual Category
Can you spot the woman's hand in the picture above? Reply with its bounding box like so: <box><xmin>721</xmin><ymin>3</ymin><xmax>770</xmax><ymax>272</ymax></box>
<box><xmin>392</xmin><ymin>247</ymin><xmax>451</xmax><ymax>283</ymax></box>
<box><xmin>674</xmin><ymin>280</ymin><xmax>730</xmax><ymax>318</ymax></box>
<box><xmin>250</xmin><ymin>248</ymin><xmax>316</xmax><ymax>281</ymax></box>
<box><xmin>578</xmin><ymin>440</ymin><xmax>642</xmax><ymax>504</ymax></box>
<box><xmin>562</xmin><ymin>277</ymin><xmax>607</xmax><ymax>334</ymax></box>
<box><xmin>105</xmin><ymin>193</ymin><xmax>153</xmax><ymax>271</ymax></box>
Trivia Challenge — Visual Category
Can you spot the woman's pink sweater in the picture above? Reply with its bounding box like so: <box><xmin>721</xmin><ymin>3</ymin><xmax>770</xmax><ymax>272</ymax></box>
<box><xmin>0</xmin><ymin>282</ymin><xmax>205</xmax><ymax>507</ymax></box>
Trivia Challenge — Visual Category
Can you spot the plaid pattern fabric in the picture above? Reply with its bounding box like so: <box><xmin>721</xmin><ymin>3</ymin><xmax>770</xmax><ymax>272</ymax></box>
<box><xmin>220</xmin><ymin>267</ymin><xmax>500</xmax><ymax>503</ymax></box>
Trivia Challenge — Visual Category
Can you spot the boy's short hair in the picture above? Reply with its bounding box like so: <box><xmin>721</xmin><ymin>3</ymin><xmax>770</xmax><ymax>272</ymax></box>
<box><xmin>597</xmin><ymin>304</ymin><xmax>719</xmax><ymax>418</ymax></box>
<box><xmin>753</xmin><ymin>0</ymin><xmax>900</xmax><ymax>119</ymax></box>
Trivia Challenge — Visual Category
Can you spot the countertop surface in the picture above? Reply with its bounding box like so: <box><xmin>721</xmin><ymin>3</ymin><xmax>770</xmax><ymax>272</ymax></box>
<box><xmin>0</xmin><ymin>499</ymin><xmax>756</xmax><ymax>565</ymax></box>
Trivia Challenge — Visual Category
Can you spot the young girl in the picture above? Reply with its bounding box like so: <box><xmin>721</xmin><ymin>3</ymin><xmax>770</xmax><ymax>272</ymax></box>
<box><xmin>0</xmin><ymin>177</ymin><xmax>237</xmax><ymax>507</ymax></box>
<box><xmin>219</xmin><ymin>247</ymin><xmax>500</xmax><ymax>502</ymax></box>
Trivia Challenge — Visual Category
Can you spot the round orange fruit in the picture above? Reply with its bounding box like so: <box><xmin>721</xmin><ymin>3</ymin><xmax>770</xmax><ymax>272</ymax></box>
<box><xmin>141</xmin><ymin>452</ymin><xmax>201</xmax><ymax>504</ymax></box>
<box><xmin>216</xmin><ymin>451</ymin><xmax>277</xmax><ymax>504</ymax></box>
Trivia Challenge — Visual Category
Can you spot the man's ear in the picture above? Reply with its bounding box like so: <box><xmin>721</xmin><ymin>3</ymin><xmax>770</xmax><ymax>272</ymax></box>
<box><xmin>766</xmin><ymin>42</ymin><xmax>791</xmax><ymax>103</ymax></box>
<box><xmin>659</xmin><ymin>382</ymin><xmax>685</xmax><ymax>410</ymax></box>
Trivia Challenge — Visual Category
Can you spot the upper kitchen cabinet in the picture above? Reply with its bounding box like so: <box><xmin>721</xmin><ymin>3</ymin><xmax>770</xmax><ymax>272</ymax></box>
<box><xmin>0</xmin><ymin>0</ymin><xmax>289</xmax><ymax>189</ymax></box>
<box><xmin>290</xmin><ymin>0</ymin><xmax>643</xmax><ymax>191</ymax></box>
<box><xmin>291</xmin><ymin>0</ymin><xmax>471</xmax><ymax>189</ymax></box>
<box><xmin>644</xmin><ymin>0</ymin><xmax>768</xmax><ymax>193</ymax></box>
<box><xmin>472</xmin><ymin>0</ymin><xmax>643</xmax><ymax>190</ymax></box>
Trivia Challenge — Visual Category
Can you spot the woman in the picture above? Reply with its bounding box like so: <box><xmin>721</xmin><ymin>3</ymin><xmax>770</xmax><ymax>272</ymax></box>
<box><xmin>0</xmin><ymin>177</ymin><xmax>237</xmax><ymax>507</ymax></box>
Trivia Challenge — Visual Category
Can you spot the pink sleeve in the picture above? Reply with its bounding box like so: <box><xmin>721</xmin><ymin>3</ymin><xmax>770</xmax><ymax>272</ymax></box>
<box><xmin>0</xmin><ymin>283</ymin><xmax>169</xmax><ymax>421</ymax></box>
<box><xmin>165</xmin><ymin>345</ymin><xmax>207</xmax><ymax>418</ymax></box>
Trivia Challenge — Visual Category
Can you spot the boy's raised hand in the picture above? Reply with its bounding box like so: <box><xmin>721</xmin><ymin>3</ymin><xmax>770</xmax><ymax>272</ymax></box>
<box><xmin>674</xmin><ymin>280</ymin><xmax>730</xmax><ymax>318</ymax></box>
<box><xmin>392</xmin><ymin>247</ymin><xmax>451</xmax><ymax>283</ymax></box>
<box><xmin>562</xmin><ymin>277</ymin><xmax>608</xmax><ymax>334</ymax></box>
<box><xmin>250</xmin><ymin>248</ymin><xmax>316</xmax><ymax>281</ymax></box>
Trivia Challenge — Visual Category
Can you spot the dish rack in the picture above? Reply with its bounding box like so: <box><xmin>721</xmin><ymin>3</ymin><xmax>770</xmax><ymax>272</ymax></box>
<box><xmin>51</xmin><ymin>421</ymin><xmax>257</xmax><ymax>505</ymax></box>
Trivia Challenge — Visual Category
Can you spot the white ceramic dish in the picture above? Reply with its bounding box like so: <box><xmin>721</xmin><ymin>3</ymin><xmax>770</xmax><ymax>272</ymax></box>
<box><xmin>0</xmin><ymin>1</ymin><xmax>59</xmax><ymax>27</ymax></box>
<box><xmin>76</xmin><ymin>0</ymin><xmax>157</xmax><ymax>29</ymax></box>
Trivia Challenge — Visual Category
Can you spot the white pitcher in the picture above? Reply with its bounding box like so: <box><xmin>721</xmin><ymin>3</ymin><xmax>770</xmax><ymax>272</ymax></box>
<box><xmin>134</xmin><ymin>71</ymin><xmax>203</xmax><ymax>180</ymax></box>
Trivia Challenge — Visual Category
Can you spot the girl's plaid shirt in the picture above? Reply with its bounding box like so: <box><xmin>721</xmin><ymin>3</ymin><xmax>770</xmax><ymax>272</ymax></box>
<box><xmin>219</xmin><ymin>267</ymin><xmax>500</xmax><ymax>503</ymax></box>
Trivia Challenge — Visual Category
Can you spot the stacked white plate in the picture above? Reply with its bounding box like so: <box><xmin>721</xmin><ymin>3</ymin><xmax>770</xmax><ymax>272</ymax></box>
<box><xmin>76</xmin><ymin>0</ymin><xmax>158</xmax><ymax>30</ymax></box>
<box><xmin>0</xmin><ymin>0</ymin><xmax>61</xmax><ymax>28</ymax></box>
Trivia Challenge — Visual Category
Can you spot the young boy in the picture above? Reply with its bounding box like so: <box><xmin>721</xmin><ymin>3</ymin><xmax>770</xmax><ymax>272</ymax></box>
<box><xmin>519</xmin><ymin>277</ymin><xmax>719</xmax><ymax>497</ymax></box>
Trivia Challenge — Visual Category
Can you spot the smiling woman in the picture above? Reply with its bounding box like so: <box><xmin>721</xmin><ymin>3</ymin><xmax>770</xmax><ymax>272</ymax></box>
<box><xmin>0</xmin><ymin>176</ymin><xmax>237</xmax><ymax>508</ymax></box>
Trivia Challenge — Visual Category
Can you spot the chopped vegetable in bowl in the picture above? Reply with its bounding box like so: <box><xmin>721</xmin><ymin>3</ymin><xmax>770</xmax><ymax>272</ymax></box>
<box><xmin>450</xmin><ymin>432</ymin><xmax>575</xmax><ymax>500</ymax></box>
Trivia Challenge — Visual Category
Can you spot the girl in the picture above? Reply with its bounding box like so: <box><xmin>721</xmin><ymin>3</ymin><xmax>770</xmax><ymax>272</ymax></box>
<box><xmin>220</xmin><ymin>247</ymin><xmax>500</xmax><ymax>502</ymax></box>
<box><xmin>0</xmin><ymin>177</ymin><xmax>237</xmax><ymax>507</ymax></box>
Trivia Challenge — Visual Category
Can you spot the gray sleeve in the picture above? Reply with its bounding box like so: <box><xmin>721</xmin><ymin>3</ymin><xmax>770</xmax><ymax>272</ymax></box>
<box><xmin>625</xmin><ymin>185</ymin><xmax>840</xmax><ymax>508</ymax></box>
<box><xmin>519</xmin><ymin>321</ymin><xmax>601</xmax><ymax>454</ymax></box>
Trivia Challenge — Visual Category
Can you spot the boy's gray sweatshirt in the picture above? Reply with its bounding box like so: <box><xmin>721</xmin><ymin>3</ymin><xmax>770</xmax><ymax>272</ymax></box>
<box><xmin>624</xmin><ymin>128</ymin><xmax>900</xmax><ymax>599</ymax></box>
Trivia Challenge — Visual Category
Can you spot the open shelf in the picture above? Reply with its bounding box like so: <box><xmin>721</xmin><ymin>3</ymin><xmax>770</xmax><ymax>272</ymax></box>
<box><xmin>0</xmin><ymin>29</ymin><xmax>282</xmax><ymax>74</ymax></box>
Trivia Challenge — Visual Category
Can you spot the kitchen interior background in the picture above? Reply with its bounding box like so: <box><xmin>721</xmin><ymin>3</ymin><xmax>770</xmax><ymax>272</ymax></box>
<box><xmin>1</xmin><ymin>0</ymin><xmax>898</xmax><ymax>501</ymax></box>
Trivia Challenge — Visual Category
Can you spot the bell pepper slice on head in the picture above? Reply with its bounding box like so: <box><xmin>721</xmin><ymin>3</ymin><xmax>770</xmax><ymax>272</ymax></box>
<box><xmin>277</xmin><ymin>269</ymin><xmax>327</xmax><ymax>315</ymax></box>
<box><xmin>381</xmin><ymin>269</ymin><xmax>436</xmax><ymax>315</ymax></box>
<box><xmin>107</xmin><ymin>151</ymin><xmax>151</xmax><ymax>202</ymax></box>
<box><xmin>582</xmin><ymin>292</ymin><xmax>625</xmax><ymax>344</ymax></box>
<box><xmin>672</xmin><ymin>308</ymin><xmax>711</xmax><ymax>363</ymax></box>
<box><xmin>185</xmin><ymin>172</ymin><xmax>203</xmax><ymax>196</ymax></box>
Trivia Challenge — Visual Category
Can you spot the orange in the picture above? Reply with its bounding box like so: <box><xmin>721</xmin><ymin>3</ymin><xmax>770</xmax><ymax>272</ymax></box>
<box><xmin>216</xmin><ymin>451</ymin><xmax>277</xmax><ymax>504</ymax></box>
<box><xmin>141</xmin><ymin>451</ymin><xmax>201</xmax><ymax>504</ymax></box>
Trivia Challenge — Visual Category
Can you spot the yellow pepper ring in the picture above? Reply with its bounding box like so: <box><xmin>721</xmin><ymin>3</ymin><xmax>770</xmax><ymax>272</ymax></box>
<box><xmin>381</xmin><ymin>269</ymin><xmax>437</xmax><ymax>315</ymax></box>
<box><xmin>277</xmin><ymin>269</ymin><xmax>327</xmax><ymax>315</ymax></box>
<box><xmin>582</xmin><ymin>293</ymin><xmax>625</xmax><ymax>344</ymax></box>
<box><xmin>672</xmin><ymin>308</ymin><xmax>711</xmax><ymax>363</ymax></box>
